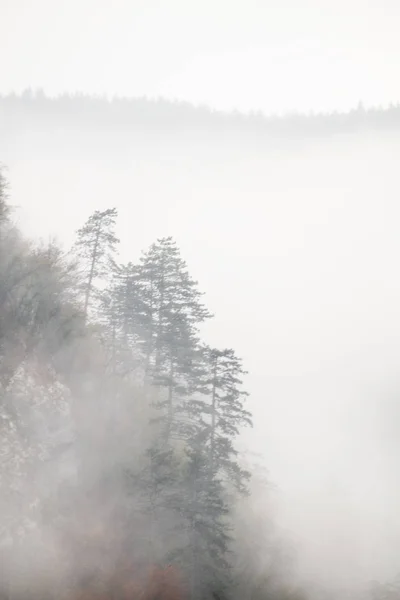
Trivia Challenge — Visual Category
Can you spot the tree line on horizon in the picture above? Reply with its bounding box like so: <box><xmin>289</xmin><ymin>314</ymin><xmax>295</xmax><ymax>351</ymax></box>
<box><xmin>2</xmin><ymin>90</ymin><xmax>400</xmax><ymax>137</ymax></box>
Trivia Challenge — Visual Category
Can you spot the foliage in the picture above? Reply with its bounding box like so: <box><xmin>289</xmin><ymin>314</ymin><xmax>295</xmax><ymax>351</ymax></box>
<box><xmin>74</xmin><ymin>207</ymin><xmax>119</xmax><ymax>319</ymax></box>
<box><xmin>0</xmin><ymin>168</ymin><xmax>293</xmax><ymax>600</ymax></box>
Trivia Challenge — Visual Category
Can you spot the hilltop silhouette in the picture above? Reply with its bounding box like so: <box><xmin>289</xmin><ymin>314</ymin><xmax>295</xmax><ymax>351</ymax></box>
<box><xmin>2</xmin><ymin>90</ymin><xmax>400</xmax><ymax>139</ymax></box>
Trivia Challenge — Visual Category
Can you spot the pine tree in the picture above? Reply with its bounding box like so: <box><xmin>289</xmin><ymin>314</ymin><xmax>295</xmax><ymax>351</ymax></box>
<box><xmin>173</xmin><ymin>432</ymin><xmax>232</xmax><ymax>600</ymax></box>
<box><xmin>111</xmin><ymin>262</ymin><xmax>142</xmax><ymax>347</ymax></box>
<box><xmin>74</xmin><ymin>208</ymin><xmax>119</xmax><ymax>320</ymax></box>
<box><xmin>190</xmin><ymin>347</ymin><xmax>252</xmax><ymax>493</ymax></box>
<box><xmin>101</xmin><ymin>261</ymin><xmax>148</xmax><ymax>379</ymax></box>
<box><xmin>133</xmin><ymin>237</ymin><xmax>212</xmax><ymax>442</ymax></box>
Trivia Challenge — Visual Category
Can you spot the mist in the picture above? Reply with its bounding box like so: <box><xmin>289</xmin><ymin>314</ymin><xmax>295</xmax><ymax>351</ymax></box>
<box><xmin>2</xmin><ymin>1</ymin><xmax>400</xmax><ymax>597</ymax></box>
<box><xmin>2</xmin><ymin>97</ymin><xmax>400</xmax><ymax>597</ymax></box>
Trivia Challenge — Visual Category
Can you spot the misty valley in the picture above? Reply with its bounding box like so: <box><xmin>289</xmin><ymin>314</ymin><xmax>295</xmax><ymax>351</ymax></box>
<box><xmin>1</xmin><ymin>93</ymin><xmax>400</xmax><ymax>600</ymax></box>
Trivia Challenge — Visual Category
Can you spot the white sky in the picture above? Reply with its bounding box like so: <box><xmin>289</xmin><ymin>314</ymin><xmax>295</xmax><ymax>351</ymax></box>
<box><xmin>2</xmin><ymin>0</ymin><xmax>400</xmax><ymax>113</ymax></box>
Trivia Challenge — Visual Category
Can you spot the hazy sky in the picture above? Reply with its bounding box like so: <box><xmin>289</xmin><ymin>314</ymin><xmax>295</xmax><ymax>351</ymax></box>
<box><xmin>2</xmin><ymin>0</ymin><xmax>400</xmax><ymax>113</ymax></box>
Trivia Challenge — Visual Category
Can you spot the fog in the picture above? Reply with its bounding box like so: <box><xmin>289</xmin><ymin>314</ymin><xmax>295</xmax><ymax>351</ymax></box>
<box><xmin>2</xmin><ymin>108</ymin><xmax>400</xmax><ymax>595</ymax></box>
<box><xmin>3</xmin><ymin>0</ymin><xmax>400</xmax><ymax>113</ymax></box>
<box><xmin>2</xmin><ymin>1</ymin><xmax>400</xmax><ymax>597</ymax></box>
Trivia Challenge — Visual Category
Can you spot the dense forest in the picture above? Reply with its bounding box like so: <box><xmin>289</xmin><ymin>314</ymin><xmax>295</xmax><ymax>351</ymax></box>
<box><xmin>0</xmin><ymin>166</ymin><xmax>304</xmax><ymax>600</ymax></box>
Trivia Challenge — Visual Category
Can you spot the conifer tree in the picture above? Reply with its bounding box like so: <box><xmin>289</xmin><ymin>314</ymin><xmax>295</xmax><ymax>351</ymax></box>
<box><xmin>132</xmin><ymin>237</ymin><xmax>212</xmax><ymax>441</ymax></box>
<box><xmin>111</xmin><ymin>262</ymin><xmax>142</xmax><ymax>347</ymax></box>
<box><xmin>74</xmin><ymin>208</ymin><xmax>119</xmax><ymax>320</ymax></box>
<box><xmin>102</xmin><ymin>261</ymin><xmax>149</xmax><ymax>378</ymax></box>
<box><xmin>190</xmin><ymin>347</ymin><xmax>252</xmax><ymax>493</ymax></box>
<box><xmin>173</xmin><ymin>432</ymin><xmax>232</xmax><ymax>600</ymax></box>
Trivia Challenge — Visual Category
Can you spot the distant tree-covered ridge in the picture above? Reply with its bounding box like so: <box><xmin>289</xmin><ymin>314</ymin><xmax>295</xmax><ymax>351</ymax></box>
<box><xmin>1</xmin><ymin>90</ymin><xmax>400</xmax><ymax>138</ymax></box>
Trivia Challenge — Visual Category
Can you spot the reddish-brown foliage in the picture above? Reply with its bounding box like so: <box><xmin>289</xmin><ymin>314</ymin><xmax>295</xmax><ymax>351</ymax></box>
<box><xmin>143</xmin><ymin>565</ymin><xmax>185</xmax><ymax>600</ymax></box>
<box><xmin>73</xmin><ymin>562</ymin><xmax>186</xmax><ymax>600</ymax></box>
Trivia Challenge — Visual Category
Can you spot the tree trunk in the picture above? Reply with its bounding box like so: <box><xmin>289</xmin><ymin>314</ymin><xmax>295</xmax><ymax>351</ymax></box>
<box><xmin>210</xmin><ymin>354</ymin><xmax>218</xmax><ymax>476</ymax></box>
<box><xmin>83</xmin><ymin>222</ymin><xmax>101</xmax><ymax>321</ymax></box>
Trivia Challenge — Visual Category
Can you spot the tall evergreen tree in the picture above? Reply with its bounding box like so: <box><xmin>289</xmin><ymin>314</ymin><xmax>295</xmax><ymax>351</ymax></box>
<box><xmin>101</xmin><ymin>261</ymin><xmax>148</xmax><ymax>378</ymax></box>
<box><xmin>132</xmin><ymin>237</ymin><xmax>212</xmax><ymax>442</ymax></box>
<box><xmin>111</xmin><ymin>262</ymin><xmax>142</xmax><ymax>347</ymax></box>
<box><xmin>189</xmin><ymin>347</ymin><xmax>252</xmax><ymax>493</ymax></box>
<box><xmin>173</xmin><ymin>432</ymin><xmax>232</xmax><ymax>600</ymax></box>
<box><xmin>74</xmin><ymin>208</ymin><xmax>119</xmax><ymax>320</ymax></box>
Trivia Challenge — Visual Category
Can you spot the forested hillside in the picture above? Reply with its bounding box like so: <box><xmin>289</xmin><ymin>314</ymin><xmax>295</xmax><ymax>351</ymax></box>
<box><xmin>0</xmin><ymin>167</ymin><xmax>302</xmax><ymax>600</ymax></box>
